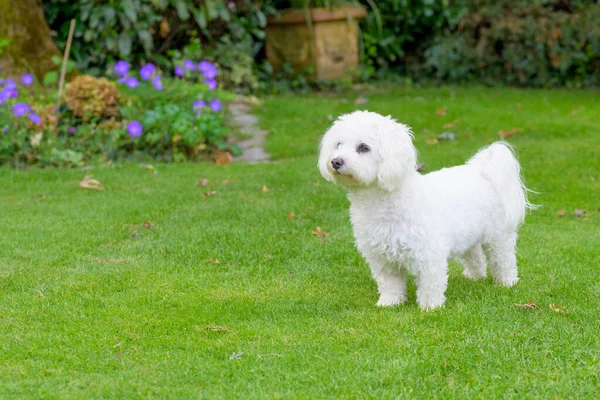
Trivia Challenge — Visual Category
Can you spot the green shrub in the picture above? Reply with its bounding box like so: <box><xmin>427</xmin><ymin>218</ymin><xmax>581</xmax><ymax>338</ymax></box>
<box><xmin>424</xmin><ymin>0</ymin><xmax>600</xmax><ymax>87</ymax></box>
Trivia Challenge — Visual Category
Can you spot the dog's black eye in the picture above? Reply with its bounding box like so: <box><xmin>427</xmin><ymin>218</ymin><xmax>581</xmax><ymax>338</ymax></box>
<box><xmin>337</xmin><ymin>142</ymin><xmax>342</xmax><ymax>148</ymax></box>
<box><xmin>357</xmin><ymin>143</ymin><xmax>370</xmax><ymax>153</ymax></box>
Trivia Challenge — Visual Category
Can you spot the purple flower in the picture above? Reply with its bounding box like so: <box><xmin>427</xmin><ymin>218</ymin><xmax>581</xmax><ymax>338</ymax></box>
<box><xmin>193</xmin><ymin>100</ymin><xmax>207</xmax><ymax>110</ymax></box>
<box><xmin>126</xmin><ymin>77</ymin><xmax>139</xmax><ymax>88</ymax></box>
<box><xmin>183</xmin><ymin>60</ymin><xmax>196</xmax><ymax>70</ymax></box>
<box><xmin>114</xmin><ymin>60</ymin><xmax>130</xmax><ymax>76</ymax></box>
<box><xmin>5</xmin><ymin>79</ymin><xmax>17</xmax><ymax>89</ymax></box>
<box><xmin>209</xmin><ymin>99</ymin><xmax>222</xmax><ymax>112</ymax></box>
<box><xmin>198</xmin><ymin>61</ymin><xmax>218</xmax><ymax>79</ymax></box>
<box><xmin>28</xmin><ymin>113</ymin><xmax>42</xmax><ymax>124</ymax></box>
<box><xmin>140</xmin><ymin>63</ymin><xmax>156</xmax><ymax>81</ymax></box>
<box><xmin>68</xmin><ymin>127</ymin><xmax>77</xmax><ymax>134</ymax></box>
<box><xmin>127</xmin><ymin>121</ymin><xmax>143</xmax><ymax>137</ymax></box>
<box><xmin>2</xmin><ymin>126</ymin><xmax>8</xmax><ymax>133</ymax></box>
<box><xmin>152</xmin><ymin>75</ymin><xmax>163</xmax><ymax>90</ymax></box>
<box><xmin>6</xmin><ymin>88</ymin><xmax>18</xmax><ymax>98</ymax></box>
<box><xmin>12</xmin><ymin>102</ymin><xmax>31</xmax><ymax>117</ymax></box>
<box><xmin>0</xmin><ymin>78</ymin><xmax>4</xmax><ymax>85</ymax></box>
<box><xmin>205</xmin><ymin>79</ymin><xmax>217</xmax><ymax>91</ymax></box>
<box><xmin>174</xmin><ymin>65</ymin><xmax>185</xmax><ymax>77</ymax></box>
<box><xmin>197</xmin><ymin>61</ymin><xmax>213</xmax><ymax>72</ymax></box>
<box><xmin>21</xmin><ymin>74</ymin><xmax>34</xmax><ymax>86</ymax></box>
<box><xmin>118</xmin><ymin>76</ymin><xmax>128</xmax><ymax>84</ymax></box>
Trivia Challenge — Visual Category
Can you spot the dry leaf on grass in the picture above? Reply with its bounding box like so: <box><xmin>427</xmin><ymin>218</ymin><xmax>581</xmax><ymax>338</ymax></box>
<box><xmin>204</xmin><ymin>191</ymin><xmax>217</xmax><ymax>197</ymax></box>
<box><xmin>205</xmin><ymin>326</ymin><xmax>233</xmax><ymax>333</ymax></box>
<box><xmin>229</xmin><ymin>351</ymin><xmax>244</xmax><ymax>360</ymax></box>
<box><xmin>573</xmin><ymin>209</ymin><xmax>587</xmax><ymax>217</ymax></box>
<box><xmin>514</xmin><ymin>300</ymin><xmax>539</xmax><ymax>310</ymax></box>
<box><xmin>287</xmin><ymin>212</ymin><xmax>295</xmax><ymax>220</ymax></box>
<box><xmin>499</xmin><ymin>128</ymin><xmax>523</xmax><ymax>139</ymax></box>
<box><xmin>145</xmin><ymin>164</ymin><xmax>156</xmax><ymax>174</ymax></box>
<box><xmin>556</xmin><ymin>210</ymin><xmax>566</xmax><ymax>217</ymax></box>
<box><xmin>443</xmin><ymin>120</ymin><xmax>458</xmax><ymax>129</ymax></box>
<box><xmin>262</xmin><ymin>185</ymin><xmax>269</xmax><ymax>192</ymax></box>
<box><xmin>435</xmin><ymin>108</ymin><xmax>447</xmax><ymax>116</ymax></box>
<box><xmin>221</xmin><ymin>179</ymin><xmax>233</xmax><ymax>184</ymax></box>
<box><xmin>549</xmin><ymin>303</ymin><xmax>564</xmax><ymax>313</ymax></box>
<box><xmin>425</xmin><ymin>139</ymin><xmax>439</xmax><ymax>145</ymax></box>
<box><xmin>312</xmin><ymin>226</ymin><xmax>328</xmax><ymax>237</ymax></box>
<box><xmin>79</xmin><ymin>174</ymin><xmax>104</xmax><ymax>191</ymax></box>
<box><xmin>142</xmin><ymin>221</ymin><xmax>153</xmax><ymax>229</ymax></box>
<box><xmin>198</xmin><ymin>178</ymin><xmax>209</xmax><ymax>186</ymax></box>
<box><xmin>215</xmin><ymin>151</ymin><xmax>232</xmax><ymax>165</ymax></box>
<box><xmin>465</xmin><ymin>132</ymin><xmax>473</xmax><ymax>139</ymax></box>
<box><xmin>423</xmin><ymin>129</ymin><xmax>431</xmax><ymax>134</ymax></box>
<box><xmin>204</xmin><ymin>258</ymin><xmax>220</xmax><ymax>264</ymax></box>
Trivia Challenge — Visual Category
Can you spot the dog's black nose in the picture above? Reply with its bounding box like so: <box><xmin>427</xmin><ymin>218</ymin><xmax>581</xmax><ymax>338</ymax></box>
<box><xmin>331</xmin><ymin>157</ymin><xmax>344</xmax><ymax>170</ymax></box>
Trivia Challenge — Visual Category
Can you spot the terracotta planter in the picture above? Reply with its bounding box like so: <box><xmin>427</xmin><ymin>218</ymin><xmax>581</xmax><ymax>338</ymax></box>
<box><xmin>265</xmin><ymin>7</ymin><xmax>367</xmax><ymax>80</ymax></box>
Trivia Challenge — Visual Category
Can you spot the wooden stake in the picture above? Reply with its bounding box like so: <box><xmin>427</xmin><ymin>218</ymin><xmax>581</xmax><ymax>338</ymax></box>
<box><xmin>57</xmin><ymin>19</ymin><xmax>76</xmax><ymax>108</ymax></box>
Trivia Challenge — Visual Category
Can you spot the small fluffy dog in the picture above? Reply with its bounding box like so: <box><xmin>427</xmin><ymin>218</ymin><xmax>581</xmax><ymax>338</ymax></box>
<box><xmin>318</xmin><ymin>111</ymin><xmax>534</xmax><ymax>310</ymax></box>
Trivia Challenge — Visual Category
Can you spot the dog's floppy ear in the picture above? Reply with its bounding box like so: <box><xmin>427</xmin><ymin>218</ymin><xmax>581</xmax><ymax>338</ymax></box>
<box><xmin>318</xmin><ymin>133</ymin><xmax>334</xmax><ymax>183</ymax></box>
<box><xmin>376</xmin><ymin>119</ymin><xmax>417</xmax><ymax>192</ymax></box>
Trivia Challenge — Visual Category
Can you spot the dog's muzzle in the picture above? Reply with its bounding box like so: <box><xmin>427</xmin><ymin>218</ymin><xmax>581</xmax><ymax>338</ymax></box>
<box><xmin>331</xmin><ymin>157</ymin><xmax>344</xmax><ymax>170</ymax></box>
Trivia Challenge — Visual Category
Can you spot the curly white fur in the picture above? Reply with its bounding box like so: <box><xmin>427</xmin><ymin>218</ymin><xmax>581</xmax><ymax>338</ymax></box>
<box><xmin>318</xmin><ymin>111</ymin><xmax>534</xmax><ymax>310</ymax></box>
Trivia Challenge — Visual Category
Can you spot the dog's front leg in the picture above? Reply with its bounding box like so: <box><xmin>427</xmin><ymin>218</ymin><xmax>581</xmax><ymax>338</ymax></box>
<box><xmin>415</xmin><ymin>258</ymin><xmax>448</xmax><ymax>310</ymax></box>
<box><xmin>367</xmin><ymin>256</ymin><xmax>408</xmax><ymax>307</ymax></box>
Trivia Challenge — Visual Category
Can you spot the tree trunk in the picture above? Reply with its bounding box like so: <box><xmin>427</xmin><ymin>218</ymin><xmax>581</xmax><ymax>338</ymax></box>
<box><xmin>0</xmin><ymin>0</ymin><xmax>62</xmax><ymax>81</ymax></box>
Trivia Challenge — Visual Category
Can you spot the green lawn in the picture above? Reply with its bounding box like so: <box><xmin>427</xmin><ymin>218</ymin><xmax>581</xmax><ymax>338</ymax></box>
<box><xmin>1</xmin><ymin>87</ymin><xmax>600</xmax><ymax>398</ymax></box>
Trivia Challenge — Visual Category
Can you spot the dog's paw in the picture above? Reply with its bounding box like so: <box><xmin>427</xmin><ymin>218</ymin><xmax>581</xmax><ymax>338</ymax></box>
<box><xmin>376</xmin><ymin>293</ymin><xmax>406</xmax><ymax>307</ymax></box>
<box><xmin>463</xmin><ymin>270</ymin><xmax>487</xmax><ymax>280</ymax></box>
<box><xmin>496</xmin><ymin>276</ymin><xmax>519</xmax><ymax>287</ymax></box>
<box><xmin>416</xmin><ymin>293</ymin><xmax>446</xmax><ymax>311</ymax></box>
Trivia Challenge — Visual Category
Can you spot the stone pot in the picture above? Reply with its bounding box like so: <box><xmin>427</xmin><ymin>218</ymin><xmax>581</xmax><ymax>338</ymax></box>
<box><xmin>265</xmin><ymin>7</ymin><xmax>367</xmax><ymax>80</ymax></box>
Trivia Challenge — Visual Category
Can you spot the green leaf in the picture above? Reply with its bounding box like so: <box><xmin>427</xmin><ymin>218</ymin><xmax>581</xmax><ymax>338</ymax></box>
<box><xmin>43</xmin><ymin>71</ymin><xmax>58</xmax><ymax>87</ymax></box>
<box><xmin>138</xmin><ymin>30</ymin><xmax>153</xmax><ymax>54</ymax></box>
<box><xmin>192</xmin><ymin>8</ymin><xmax>207</xmax><ymax>29</ymax></box>
<box><xmin>51</xmin><ymin>55</ymin><xmax>62</xmax><ymax>66</ymax></box>
<box><xmin>173</xmin><ymin>0</ymin><xmax>190</xmax><ymax>21</ymax></box>
<box><xmin>122</xmin><ymin>0</ymin><xmax>137</xmax><ymax>23</ymax></box>
<box><xmin>118</xmin><ymin>33</ymin><xmax>132</xmax><ymax>56</ymax></box>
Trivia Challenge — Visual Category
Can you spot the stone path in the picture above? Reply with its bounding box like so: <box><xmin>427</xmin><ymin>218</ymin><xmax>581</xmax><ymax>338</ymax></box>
<box><xmin>229</xmin><ymin>99</ymin><xmax>270</xmax><ymax>164</ymax></box>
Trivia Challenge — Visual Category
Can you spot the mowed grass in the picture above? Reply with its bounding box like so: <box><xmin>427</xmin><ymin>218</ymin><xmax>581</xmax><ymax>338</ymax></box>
<box><xmin>1</xmin><ymin>87</ymin><xmax>600</xmax><ymax>398</ymax></box>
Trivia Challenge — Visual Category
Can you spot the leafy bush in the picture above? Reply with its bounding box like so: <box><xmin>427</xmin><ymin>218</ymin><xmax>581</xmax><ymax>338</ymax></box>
<box><xmin>43</xmin><ymin>0</ymin><xmax>273</xmax><ymax>91</ymax></box>
<box><xmin>424</xmin><ymin>0</ymin><xmax>600</xmax><ymax>87</ymax></box>
<box><xmin>0</xmin><ymin>62</ymin><xmax>236</xmax><ymax>168</ymax></box>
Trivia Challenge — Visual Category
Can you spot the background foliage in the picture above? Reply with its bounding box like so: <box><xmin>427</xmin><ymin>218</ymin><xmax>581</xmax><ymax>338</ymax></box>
<box><xmin>41</xmin><ymin>0</ymin><xmax>600</xmax><ymax>90</ymax></box>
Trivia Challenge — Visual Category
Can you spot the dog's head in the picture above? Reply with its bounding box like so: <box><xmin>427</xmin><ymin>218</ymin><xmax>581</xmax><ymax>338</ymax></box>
<box><xmin>318</xmin><ymin>111</ymin><xmax>417</xmax><ymax>192</ymax></box>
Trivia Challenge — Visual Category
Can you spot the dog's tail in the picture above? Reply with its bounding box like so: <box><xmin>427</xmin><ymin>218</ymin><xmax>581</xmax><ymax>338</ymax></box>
<box><xmin>467</xmin><ymin>141</ymin><xmax>536</xmax><ymax>228</ymax></box>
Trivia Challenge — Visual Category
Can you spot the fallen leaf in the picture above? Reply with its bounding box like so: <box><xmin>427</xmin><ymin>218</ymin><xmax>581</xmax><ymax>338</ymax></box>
<box><xmin>570</xmin><ymin>110</ymin><xmax>577</xmax><ymax>116</ymax></box>
<box><xmin>516</xmin><ymin>103</ymin><xmax>522</xmax><ymax>109</ymax></box>
<box><xmin>258</xmin><ymin>354</ymin><xmax>283</xmax><ymax>358</ymax></box>
<box><xmin>204</xmin><ymin>191</ymin><xmax>217</xmax><ymax>197</ymax></box>
<box><xmin>198</xmin><ymin>178</ymin><xmax>209</xmax><ymax>186</ymax></box>
<box><xmin>443</xmin><ymin>120</ymin><xmax>458</xmax><ymax>129</ymax></box>
<box><xmin>573</xmin><ymin>209</ymin><xmax>587</xmax><ymax>217</ymax></box>
<box><xmin>435</xmin><ymin>108</ymin><xmax>447</xmax><ymax>116</ymax></box>
<box><xmin>549</xmin><ymin>303</ymin><xmax>564</xmax><ymax>313</ymax></box>
<box><xmin>79</xmin><ymin>174</ymin><xmax>104</xmax><ymax>191</ymax></box>
<box><xmin>589</xmin><ymin>177</ymin><xmax>595</xmax><ymax>182</ymax></box>
<box><xmin>215</xmin><ymin>151</ymin><xmax>232</xmax><ymax>165</ymax></box>
<box><xmin>425</xmin><ymin>139</ymin><xmax>439</xmax><ymax>145</ymax></box>
<box><xmin>229</xmin><ymin>351</ymin><xmax>244</xmax><ymax>360</ymax></box>
<box><xmin>312</xmin><ymin>226</ymin><xmax>328</xmax><ymax>237</ymax></box>
<box><xmin>499</xmin><ymin>128</ymin><xmax>523</xmax><ymax>139</ymax></box>
<box><xmin>262</xmin><ymin>185</ymin><xmax>269</xmax><ymax>192</ymax></box>
<box><xmin>514</xmin><ymin>300</ymin><xmax>539</xmax><ymax>310</ymax></box>
<box><xmin>142</xmin><ymin>221</ymin><xmax>153</xmax><ymax>229</ymax></box>
<box><xmin>145</xmin><ymin>164</ymin><xmax>156</xmax><ymax>174</ymax></box>
<box><xmin>221</xmin><ymin>179</ymin><xmax>233</xmax><ymax>184</ymax></box>
<box><xmin>241</xmin><ymin>193</ymin><xmax>247</xmax><ymax>200</ymax></box>
<box><xmin>204</xmin><ymin>258</ymin><xmax>220</xmax><ymax>264</ymax></box>
<box><xmin>416</xmin><ymin>163</ymin><xmax>426</xmax><ymax>172</ymax></box>
<box><xmin>354</xmin><ymin>95</ymin><xmax>368</xmax><ymax>105</ymax></box>
<box><xmin>556</xmin><ymin>209</ymin><xmax>565</xmax><ymax>217</ymax></box>
<box><xmin>206</xmin><ymin>326</ymin><xmax>232</xmax><ymax>332</ymax></box>
<box><xmin>287</xmin><ymin>212</ymin><xmax>295</xmax><ymax>220</ymax></box>
<box><xmin>423</xmin><ymin>129</ymin><xmax>431</xmax><ymax>134</ymax></box>
<box><xmin>465</xmin><ymin>132</ymin><xmax>472</xmax><ymax>139</ymax></box>
<box><xmin>437</xmin><ymin>132</ymin><xmax>455</xmax><ymax>141</ymax></box>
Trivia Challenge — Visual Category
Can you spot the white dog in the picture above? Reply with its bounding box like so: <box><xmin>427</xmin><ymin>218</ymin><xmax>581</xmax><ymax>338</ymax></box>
<box><xmin>318</xmin><ymin>111</ymin><xmax>534</xmax><ymax>310</ymax></box>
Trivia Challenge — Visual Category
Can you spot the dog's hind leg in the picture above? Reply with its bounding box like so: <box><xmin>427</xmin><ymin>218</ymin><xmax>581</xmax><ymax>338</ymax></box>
<box><xmin>460</xmin><ymin>244</ymin><xmax>487</xmax><ymax>280</ymax></box>
<box><xmin>484</xmin><ymin>233</ymin><xmax>519</xmax><ymax>286</ymax></box>
<box><xmin>415</xmin><ymin>258</ymin><xmax>448</xmax><ymax>310</ymax></box>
